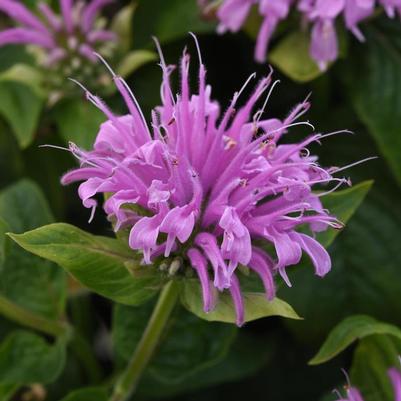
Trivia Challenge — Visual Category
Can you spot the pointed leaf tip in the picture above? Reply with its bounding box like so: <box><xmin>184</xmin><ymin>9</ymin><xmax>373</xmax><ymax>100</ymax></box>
<box><xmin>309</xmin><ymin>314</ymin><xmax>401</xmax><ymax>365</ymax></box>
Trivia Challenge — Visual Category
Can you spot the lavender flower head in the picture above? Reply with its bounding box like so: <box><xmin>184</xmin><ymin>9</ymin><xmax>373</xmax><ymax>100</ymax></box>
<box><xmin>200</xmin><ymin>0</ymin><xmax>401</xmax><ymax>70</ymax></box>
<box><xmin>61</xmin><ymin>38</ymin><xmax>351</xmax><ymax>326</ymax></box>
<box><xmin>0</xmin><ymin>0</ymin><xmax>116</xmax><ymax>93</ymax></box>
<box><xmin>336</xmin><ymin>366</ymin><xmax>401</xmax><ymax>401</ymax></box>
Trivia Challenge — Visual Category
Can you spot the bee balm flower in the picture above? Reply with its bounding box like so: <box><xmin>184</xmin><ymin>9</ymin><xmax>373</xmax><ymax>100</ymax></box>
<box><xmin>0</xmin><ymin>0</ymin><xmax>116</xmax><ymax>94</ymax></box>
<box><xmin>62</xmin><ymin>38</ymin><xmax>347</xmax><ymax>326</ymax></box>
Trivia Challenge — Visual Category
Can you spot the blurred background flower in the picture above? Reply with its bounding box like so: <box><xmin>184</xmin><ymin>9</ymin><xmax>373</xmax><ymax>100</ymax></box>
<box><xmin>0</xmin><ymin>0</ymin><xmax>155</xmax><ymax>149</ymax></box>
<box><xmin>199</xmin><ymin>0</ymin><xmax>401</xmax><ymax>71</ymax></box>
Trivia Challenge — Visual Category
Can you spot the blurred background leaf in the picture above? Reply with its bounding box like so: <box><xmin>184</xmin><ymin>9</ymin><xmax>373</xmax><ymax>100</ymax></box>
<box><xmin>0</xmin><ymin>180</ymin><xmax>66</xmax><ymax>319</ymax></box>
<box><xmin>0</xmin><ymin>81</ymin><xmax>43</xmax><ymax>148</ymax></box>
<box><xmin>58</xmin><ymin>387</ymin><xmax>108</xmax><ymax>401</ymax></box>
<box><xmin>113</xmin><ymin>301</ymin><xmax>237</xmax><ymax>382</ymax></box>
<box><xmin>132</xmin><ymin>0</ymin><xmax>214</xmax><ymax>48</ymax></box>
<box><xmin>269</xmin><ymin>31</ymin><xmax>323</xmax><ymax>83</ymax></box>
<box><xmin>351</xmin><ymin>335</ymin><xmax>401</xmax><ymax>401</ymax></box>
<box><xmin>344</xmin><ymin>17</ymin><xmax>401</xmax><ymax>187</ymax></box>
<box><xmin>52</xmin><ymin>99</ymin><xmax>105</xmax><ymax>149</ymax></box>
<box><xmin>0</xmin><ymin>330</ymin><xmax>67</xmax><ymax>385</ymax></box>
<box><xmin>310</xmin><ymin>315</ymin><xmax>401</xmax><ymax>365</ymax></box>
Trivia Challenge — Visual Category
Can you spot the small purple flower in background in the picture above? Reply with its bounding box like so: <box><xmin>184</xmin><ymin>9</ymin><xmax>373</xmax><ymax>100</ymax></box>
<box><xmin>336</xmin><ymin>365</ymin><xmax>401</xmax><ymax>401</ymax></box>
<box><xmin>380</xmin><ymin>0</ymin><xmax>401</xmax><ymax>18</ymax></box>
<box><xmin>0</xmin><ymin>0</ymin><xmax>116</xmax><ymax>65</ymax></box>
<box><xmin>199</xmin><ymin>0</ymin><xmax>401</xmax><ymax>70</ymax></box>
<box><xmin>0</xmin><ymin>0</ymin><xmax>116</xmax><ymax>97</ymax></box>
<box><xmin>61</xmin><ymin>37</ymin><xmax>351</xmax><ymax>326</ymax></box>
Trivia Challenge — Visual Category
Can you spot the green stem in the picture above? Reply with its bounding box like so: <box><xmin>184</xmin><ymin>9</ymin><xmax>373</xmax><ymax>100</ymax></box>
<box><xmin>110</xmin><ymin>280</ymin><xmax>180</xmax><ymax>401</ymax></box>
<box><xmin>0</xmin><ymin>294</ymin><xmax>68</xmax><ymax>337</ymax></box>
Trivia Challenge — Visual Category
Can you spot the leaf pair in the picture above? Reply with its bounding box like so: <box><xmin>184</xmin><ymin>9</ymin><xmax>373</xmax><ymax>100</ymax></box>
<box><xmin>311</xmin><ymin>315</ymin><xmax>401</xmax><ymax>401</ymax></box>
<box><xmin>8</xmin><ymin>180</ymin><xmax>373</xmax><ymax>325</ymax></box>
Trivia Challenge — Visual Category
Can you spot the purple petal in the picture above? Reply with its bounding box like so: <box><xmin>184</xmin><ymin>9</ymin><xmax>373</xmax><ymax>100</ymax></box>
<box><xmin>0</xmin><ymin>0</ymin><xmax>49</xmax><ymax>34</ymax></box>
<box><xmin>104</xmin><ymin>190</ymin><xmax>140</xmax><ymax>231</ymax></box>
<box><xmin>310</xmin><ymin>19</ymin><xmax>338</xmax><ymax>71</ymax></box>
<box><xmin>292</xmin><ymin>232</ymin><xmax>331</xmax><ymax>277</ymax></box>
<box><xmin>78</xmin><ymin>44</ymin><xmax>98</xmax><ymax>62</ymax></box>
<box><xmin>219</xmin><ymin>206</ymin><xmax>252</xmax><ymax>272</ymax></box>
<box><xmin>45</xmin><ymin>47</ymin><xmax>67</xmax><ymax>66</ymax></box>
<box><xmin>60</xmin><ymin>0</ymin><xmax>74</xmax><ymax>33</ymax></box>
<box><xmin>0</xmin><ymin>27</ymin><xmax>54</xmax><ymax>48</ymax></box>
<box><xmin>87</xmin><ymin>29</ymin><xmax>117</xmax><ymax>43</ymax></box>
<box><xmin>346</xmin><ymin>388</ymin><xmax>365</xmax><ymax>401</ymax></box>
<box><xmin>188</xmin><ymin>247</ymin><xmax>214</xmax><ymax>312</ymax></box>
<box><xmin>129</xmin><ymin>214</ymin><xmax>164</xmax><ymax>264</ymax></box>
<box><xmin>82</xmin><ymin>0</ymin><xmax>113</xmax><ymax>33</ymax></box>
<box><xmin>344</xmin><ymin>0</ymin><xmax>374</xmax><ymax>41</ymax></box>
<box><xmin>389</xmin><ymin>368</ymin><xmax>401</xmax><ymax>401</ymax></box>
<box><xmin>38</xmin><ymin>2</ymin><xmax>62</xmax><ymax>31</ymax></box>
<box><xmin>195</xmin><ymin>232</ymin><xmax>230</xmax><ymax>290</ymax></box>
<box><xmin>94</xmin><ymin>115</ymin><xmax>134</xmax><ymax>153</ymax></box>
<box><xmin>217</xmin><ymin>0</ymin><xmax>253</xmax><ymax>33</ymax></box>
<box><xmin>160</xmin><ymin>207</ymin><xmax>196</xmax><ymax>256</ymax></box>
<box><xmin>61</xmin><ymin>167</ymin><xmax>107</xmax><ymax>185</ymax></box>
<box><xmin>248</xmin><ymin>247</ymin><xmax>276</xmax><ymax>300</ymax></box>
<box><xmin>229</xmin><ymin>274</ymin><xmax>244</xmax><ymax>327</ymax></box>
<box><xmin>312</xmin><ymin>0</ymin><xmax>345</xmax><ymax>19</ymax></box>
<box><xmin>147</xmin><ymin>180</ymin><xmax>171</xmax><ymax>208</ymax></box>
<box><xmin>268</xmin><ymin>228</ymin><xmax>302</xmax><ymax>286</ymax></box>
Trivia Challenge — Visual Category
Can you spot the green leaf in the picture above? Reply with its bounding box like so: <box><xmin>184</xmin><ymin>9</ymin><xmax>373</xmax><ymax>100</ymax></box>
<box><xmin>113</xmin><ymin>302</ymin><xmax>237</xmax><ymax>383</ymax></box>
<box><xmin>110</xmin><ymin>3</ymin><xmax>136</xmax><ymax>52</ymax></box>
<box><xmin>242</xmin><ymin>5</ymin><xmax>263</xmax><ymax>39</ymax></box>
<box><xmin>133</xmin><ymin>0</ymin><xmax>214</xmax><ymax>48</ymax></box>
<box><xmin>309</xmin><ymin>315</ymin><xmax>401</xmax><ymax>365</ymax></box>
<box><xmin>0</xmin><ymin>180</ymin><xmax>66</xmax><ymax>320</ymax></box>
<box><xmin>58</xmin><ymin>387</ymin><xmax>108</xmax><ymax>401</ymax></box>
<box><xmin>23</xmin><ymin>139</ymin><xmax>72</xmax><ymax>219</ymax></box>
<box><xmin>117</xmin><ymin>50</ymin><xmax>157</xmax><ymax>78</ymax></box>
<box><xmin>0</xmin><ymin>179</ymin><xmax>53</xmax><ymax>233</ymax></box>
<box><xmin>279</xmin><ymin>173</ymin><xmax>401</xmax><ymax>342</ymax></box>
<box><xmin>0</xmin><ymin>218</ymin><xmax>8</xmax><ymax>266</ymax></box>
<box><xmin>181</xmin><ymin>280</ymin><xmax>301</xmax><ymax>324</ymax></box>
<box><xmin>0</xmin><ymin>330</ymin><xmax>66</xmax><ymax>385</ymax></box>
<box><xmin>0</xmin><ymin>46</ymin><xmax>34</xmax><ymax>74</ymax></box>
<box><xmin>345</xmin><ymin>18</ymin><xmax>401</xmax><ymax>186</ymax></box>
<box><xmin>317</xmin><ymin>180</ymin><xmax>373</xmax><ymax>247</ymax></box>
<box><xmin>269</xmin><ymin>31</ymin><xmax>323</xmax><ymax>83</ymax></box>
<box><xmin>137</xmin><ymin>331</ymin><xmax>273</xmax><ymax>398</ymax></box>
<box><xmin>0</xmin><ymin>81</ymin><xmax>43</xmax><ymax>148</ymax></box>
<box><xmin>9</xmin><ymin>223</ymin><xmax>164</xmax><ymax>306</ymax></box>
<box><xmin>0</xmin><ymin>64</ymin><xmax>44</xmax><ymax>97</ymax></box>
<box><xmin>0</xmin><ymin>125</ymin><xmax>24</xmax><ymax>192</ymax></box>
<box><xmin>0</xmin><ymin>383</ymin><xmax>17</xmax><ymax>401</ymax></box>
<box><xmin>20</xmin><ymin>0</ymin><xmax>46</xmax><ymax>9</ymax></box>
<box><xmin>52</xmin><ymin>98</ymin><xmax>105</xmax><ymax>148</ymax></box>
<box><xmin>351</xmin><ymin>335</ymin><xmax>401</xmax><ymax>401</ymax></box>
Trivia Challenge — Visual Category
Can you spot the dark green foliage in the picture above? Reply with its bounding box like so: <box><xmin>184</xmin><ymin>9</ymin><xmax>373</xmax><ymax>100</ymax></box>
<box><xmin>0</xmin><ymin>2</ymin><xmax>400</xmax><ymax>401</ymax></box>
